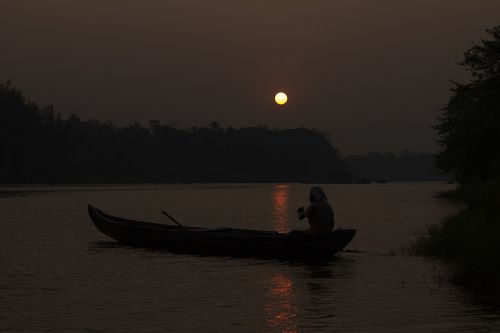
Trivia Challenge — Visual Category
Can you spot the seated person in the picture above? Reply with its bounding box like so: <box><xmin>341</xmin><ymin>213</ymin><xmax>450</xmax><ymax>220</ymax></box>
<box><xmin>297</xmin><ymin>186</ymin><xmax>335</xmax><ymax>234</ymax></box>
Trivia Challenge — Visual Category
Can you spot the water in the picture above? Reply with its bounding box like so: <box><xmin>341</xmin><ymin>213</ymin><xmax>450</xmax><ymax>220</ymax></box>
<box><xmin>1</xmin><ymin>183</ymin><xmax>499</xmax><ymax>332</ymax></box>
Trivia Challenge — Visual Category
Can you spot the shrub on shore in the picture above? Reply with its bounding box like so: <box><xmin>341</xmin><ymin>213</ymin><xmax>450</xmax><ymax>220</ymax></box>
<box><xmin>411</xmin><ymin>179</ymin><xmax>500</xmax><ymax>293</ymax></box>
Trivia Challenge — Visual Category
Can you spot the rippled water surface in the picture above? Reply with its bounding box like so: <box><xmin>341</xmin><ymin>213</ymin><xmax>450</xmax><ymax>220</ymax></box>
<box><xmin>1</xmin><ymin>183</ymin><xmax>499</xmax><ymax>332</ymax></box>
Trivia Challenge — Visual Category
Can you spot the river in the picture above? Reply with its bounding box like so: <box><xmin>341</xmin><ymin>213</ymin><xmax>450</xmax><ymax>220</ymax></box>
<box><xmin>1</xmin><ymin>183</ymin><xmax>499</xmax><ymax>332</ymax></box>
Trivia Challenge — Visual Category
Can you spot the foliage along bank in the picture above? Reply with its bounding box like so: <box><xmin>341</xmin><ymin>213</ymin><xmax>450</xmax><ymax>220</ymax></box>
<box><xmin>412</xmin><ymin>26</ymin><xmax>500</xmax><ymax>293</ymax></box>
<box><xmin>0</xmin><ymin>81</ymin><xmax>350</xmax><ymax>184</ymax></box>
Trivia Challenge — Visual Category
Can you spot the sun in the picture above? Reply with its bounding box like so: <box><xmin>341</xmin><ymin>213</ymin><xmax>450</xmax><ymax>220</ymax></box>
<box><xmin>274</xmin><ymin>92</ymin><xmax>288</xmax><ymax>105</ymax></box>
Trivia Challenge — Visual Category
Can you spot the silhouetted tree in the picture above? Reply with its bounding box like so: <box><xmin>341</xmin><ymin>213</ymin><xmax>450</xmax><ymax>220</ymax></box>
<box><xmin>436</xmin><ymin>26</ymin><xmax>500</xmax><ymax>184</ymax></box>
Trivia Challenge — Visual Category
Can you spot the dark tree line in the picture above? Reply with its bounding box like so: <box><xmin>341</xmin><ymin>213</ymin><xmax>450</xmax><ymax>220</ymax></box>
<box><xmin>0</xmin><ymin>81</ymin><xmax>351</xmax><ymax>184</ymax></box>
<box><xmin>436</xmin><ymin>26</ymin><xmax>500</xmax><ymax>185</ymax></box>
<box><xmin>344</xmin><ymin>151</ymin><xmax>448</xmax><ymax>182</ymax></box>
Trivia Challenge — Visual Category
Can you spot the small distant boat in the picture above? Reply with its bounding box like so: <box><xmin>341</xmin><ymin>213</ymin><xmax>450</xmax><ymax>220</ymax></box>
<box><xmin>88</xmin><ymin>205</ymin><xmax>356</xmax><ymax>260</ymax></box>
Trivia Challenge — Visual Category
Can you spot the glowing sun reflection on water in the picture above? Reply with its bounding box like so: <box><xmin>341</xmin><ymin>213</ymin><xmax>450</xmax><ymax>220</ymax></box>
<box><xmin>272</xmin><ymin>185</ymin><xmax>290</xmax><ymax>233</ymax></box>
<box><xmin>266</xmin><ymin>273</ymin><xmax>299</xmax><ymax>333</ymax></box>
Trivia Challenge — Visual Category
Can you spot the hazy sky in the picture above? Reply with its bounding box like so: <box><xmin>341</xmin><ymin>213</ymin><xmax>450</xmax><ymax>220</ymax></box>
<box><xmin>1</xmin><ymin>0</ymin><xmax>499</xmax><ymax>154</ymax></box>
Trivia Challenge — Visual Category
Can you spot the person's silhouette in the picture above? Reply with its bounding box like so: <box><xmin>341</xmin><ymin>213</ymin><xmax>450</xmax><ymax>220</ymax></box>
<box><xmin>297</xmin><ymin>186</ymin><xmax>335</xmax><ymax>234</ymax></box>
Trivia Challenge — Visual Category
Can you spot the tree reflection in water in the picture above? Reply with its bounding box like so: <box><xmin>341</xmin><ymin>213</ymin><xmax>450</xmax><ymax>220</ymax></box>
<box><xmin>266</xmin><ymin>273</ymin><xmax>299</xmax><ymax>333</ymax></box>
<box><xmin>272</xmin><ymin>185</ymin><xmax>291</xmax><ymax>233</ymax></box>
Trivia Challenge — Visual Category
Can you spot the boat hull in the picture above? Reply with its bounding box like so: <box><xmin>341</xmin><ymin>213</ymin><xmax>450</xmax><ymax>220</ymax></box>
<box><xmin>88</xmin><ymin>205</ymin><xmax>356</xmax><ymax>259</ymax></box>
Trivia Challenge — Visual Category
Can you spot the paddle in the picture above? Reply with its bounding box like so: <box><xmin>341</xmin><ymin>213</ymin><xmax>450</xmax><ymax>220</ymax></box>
<box><xmin>161</xmin><ymin>210</ymin><xmax>183</xmax><ymax>227</ymax></box>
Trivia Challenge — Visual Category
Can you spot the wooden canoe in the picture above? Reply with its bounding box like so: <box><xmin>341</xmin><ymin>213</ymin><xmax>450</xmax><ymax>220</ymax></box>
<box><xmin>88</xmin><ymin>205</ymin><xmax>356</xmax><ymax>259</ymax></box>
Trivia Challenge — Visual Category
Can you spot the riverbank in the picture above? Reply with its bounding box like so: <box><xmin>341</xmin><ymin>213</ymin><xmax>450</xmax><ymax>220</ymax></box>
<box><xmin>411</xmin><ymin>179</ymin><xmax>500</xmax><ymax>293</ymax></box>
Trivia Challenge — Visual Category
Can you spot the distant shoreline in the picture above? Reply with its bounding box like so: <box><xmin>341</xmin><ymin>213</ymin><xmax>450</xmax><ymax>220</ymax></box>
<box><xmin>0</xmin><ymin>180</ymin><xmax>452</xmax><ymax>187</ymax></box>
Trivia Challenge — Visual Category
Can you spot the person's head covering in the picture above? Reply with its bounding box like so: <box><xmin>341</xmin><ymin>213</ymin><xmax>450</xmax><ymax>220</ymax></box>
<box><xmin>309</xmin><ymin>186</ymin><xmax>328</xmax><ymax>203</ymax></box>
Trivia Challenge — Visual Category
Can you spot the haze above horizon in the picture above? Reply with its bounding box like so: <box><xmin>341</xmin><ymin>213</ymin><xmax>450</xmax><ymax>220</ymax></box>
<box><xmin>1</xmin><ymin>0</ymin><xmax>499</xmax><ymax>154</ymax></box>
